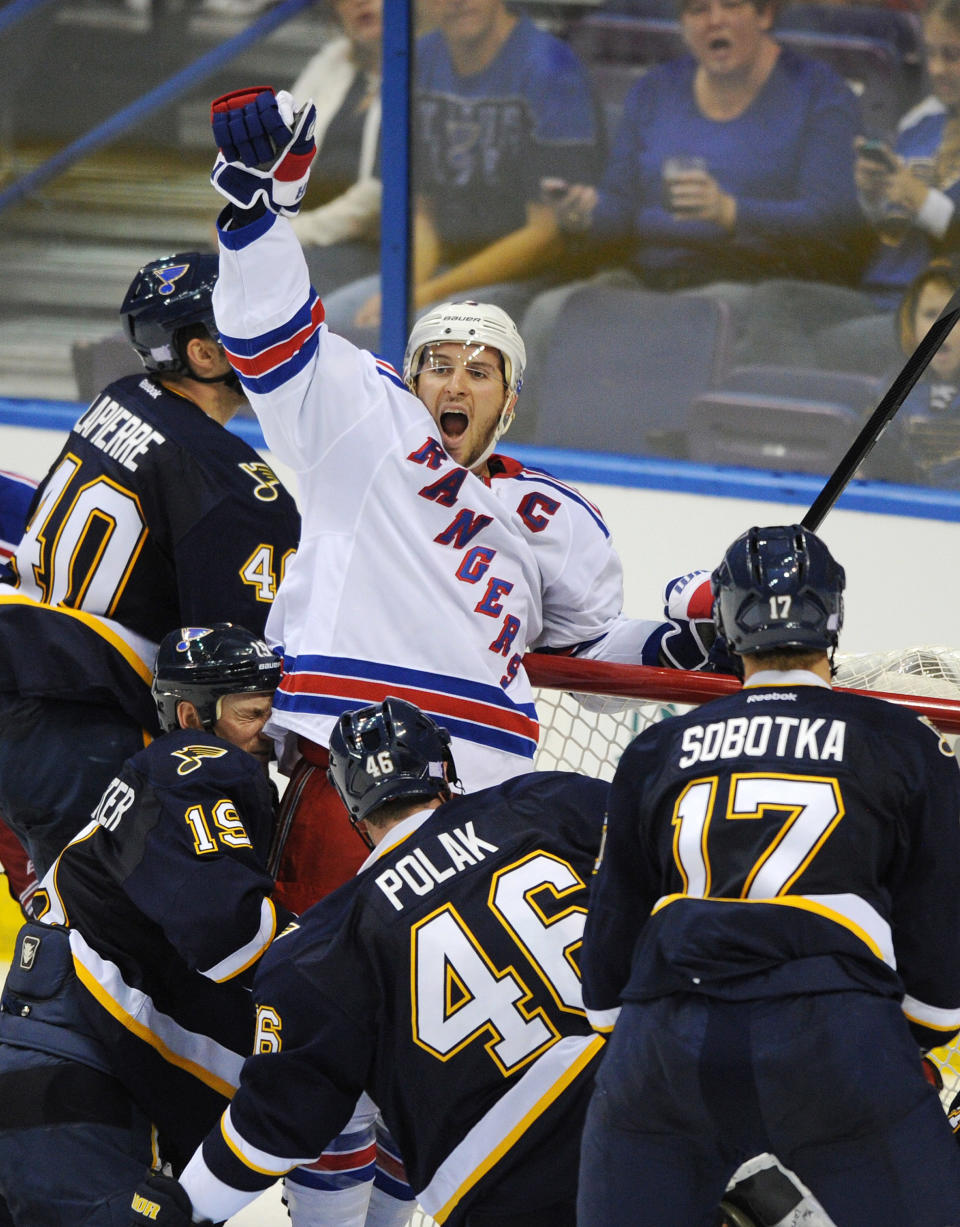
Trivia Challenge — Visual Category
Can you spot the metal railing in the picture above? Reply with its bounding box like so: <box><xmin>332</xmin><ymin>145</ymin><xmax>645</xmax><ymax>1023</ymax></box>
<box><xmin>0</xmin><ymin>0</ymin><xmax>314</xmax><ymax>217</ymax></box>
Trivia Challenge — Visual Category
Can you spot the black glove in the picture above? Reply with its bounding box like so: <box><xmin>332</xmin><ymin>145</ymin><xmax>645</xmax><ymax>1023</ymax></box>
<box><xmin>705</xmin><ymin>632</ymin><xmax>742</xmax><ymax>677</ymax></box>
<box><xmin>129</xmin><ymin>1172</ymin><xmax>213</xmax><ymax>1226</ymax></box>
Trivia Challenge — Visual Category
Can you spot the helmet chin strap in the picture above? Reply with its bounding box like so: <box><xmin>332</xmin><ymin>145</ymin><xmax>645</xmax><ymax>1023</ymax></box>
<box><xmin>468</xmin><ymin>393</ymin><xmax>517</xmax><ymax>474</ymax></box>
<box><xmin>189</xmin><ymin>368</ymin><xmax>244</xmax><ymax>394</ymax></box>
<box><xmin>174</xmin><ymin>331</ymin><xmax>243</xmax><ymax>393</ymax></box>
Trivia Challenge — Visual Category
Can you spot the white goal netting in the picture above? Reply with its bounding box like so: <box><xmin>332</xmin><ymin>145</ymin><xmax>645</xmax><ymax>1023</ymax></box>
<box><xmin>834</xmin><ymin>646</ymin><xmax>960</xmax><ymax>702</ymax></box>
<box><xmin>531</xmin><ymin>646</ymin><xmax>960</xmax><ymax>780</ymax></box>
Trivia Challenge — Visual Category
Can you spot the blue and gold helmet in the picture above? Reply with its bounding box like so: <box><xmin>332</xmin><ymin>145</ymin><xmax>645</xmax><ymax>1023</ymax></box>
<box><xmin>712</xmin><ymin>525</ymin><xmax>845</xmax><ymax>657</ymax></box>
<box><xmin>152</xmin><ymin>623</ymin><xmax>281</xmax><ymax>732</ymax></box>
<box><xmin>120</xmin><ymin>252</ymin><xmax>220</xmax><ymax>375</ymax></box>
<box><xmin>327</xmin><ymin>697</ymin><xmax>458</xmax><ymax>828</ymax></box>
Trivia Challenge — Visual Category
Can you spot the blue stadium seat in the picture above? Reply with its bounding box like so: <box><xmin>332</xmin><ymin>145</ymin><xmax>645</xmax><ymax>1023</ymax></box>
<box><xmin>687</xmin><ymin>390</ymin><xmax>860</xmax><ymax>474</ymax></box>
<box><xmin>526</xmin><ymin>284</ymin><xmax>734</xmax><ymax>456</ymax></box>
<box><xmin>775</xmin><ymin>29</ymin><xmax>917</xmax><ymax>138</ymax></box>
<box><xmin>776</xmin><ymin>4</ymin><xmax>923</xmax><ymax>67</ymax></box>
<box><xmin>71</xmin><ymin>333</ymin><xmax>142</xmax><ymax>404</ymax></box>
<box><xmin>590</xmin><ymin>61</ymin><xmax>646</xmax><ymax>138</ymax></box>
<box><xmin>686</xmin><ymin>365</ymin><xmax>885</xmax><ymax>474</ymax></box>
<box><xmin>601</xmin><ymin>0</ymin><xmax>678</xmax><ymax>18</ymax></box>
<box><xmin>570</xmin><ymin>12</ymin><xmax>682</xmax><ymax>69</ymax></box>
<box><xmin>719</xmin><ymin>364</ymin><xmax>884</xmax><ymax>409</ymax></box>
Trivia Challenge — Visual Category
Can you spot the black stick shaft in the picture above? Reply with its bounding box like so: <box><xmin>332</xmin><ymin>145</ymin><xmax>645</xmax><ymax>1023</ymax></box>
<box><xmin>802</xmin><ymin>285</ymin><xmax>960</xmax><ymax>532</ymax></box>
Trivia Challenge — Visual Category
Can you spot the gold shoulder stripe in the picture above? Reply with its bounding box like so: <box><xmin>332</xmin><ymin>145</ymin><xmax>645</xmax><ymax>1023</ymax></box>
<box><xmin>0</xmin><ymin>594</ymin><xmax>152</xmax><ymax>684</ymax></box>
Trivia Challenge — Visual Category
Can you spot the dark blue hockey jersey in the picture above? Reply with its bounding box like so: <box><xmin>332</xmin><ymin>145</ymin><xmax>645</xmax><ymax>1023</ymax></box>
<box><xmin>177</xmin><ymin>771</ymin><xmax>608</xmax><ymax>1226</ymax></box>
<box><xmin>0</xmin><ymin>729</ymin><xmax>292</xmax><ymax>1169</ymax></box>
<box><xmin>0</xmin><ymin>374</ymin><xmax>299</xmax><ymax>729</ymax></box>
<box><xmin>581</xmin><ymin>674</ymin><xmax>960</xmax><ymax>1052</ymax></box>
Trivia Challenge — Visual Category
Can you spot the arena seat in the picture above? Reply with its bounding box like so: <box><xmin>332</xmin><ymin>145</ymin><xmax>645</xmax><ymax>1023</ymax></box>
<box><xmin>526</xmin><ymin>284</ymin><xmax>734</xmax><ymax>457</ymax></box>
<box><xmin>774</xmin><ymin>29</ymin><xmax>915</xmax><ymax>138</ymax></box>
<box><xmin>687</xmin><ymin>389</ymin><xmax>861</xmax><ymax>474</ymax></box>
<box><xmin>776</xmin><ymin>4</ymin><xmax>923</xmax><ymax>68</ymax></box>
<box><xmin>570</xmin><ymin>12</ymin><xmax>682</xmax><ymax>70</ymax></box>
<box><xmin>600</xmin><ymin>0</ymin><xmax>677</xmax><ymax>17</ymax></box>
<box><xmin>71</xmin><ymin>332</ymin><xmax>142</xmax><ymax>404</ymax></box>
<box><xmin>686</xmin><ymin>365</ymin><xmax>887</xmax><ymax>474</ymax></box>
<box><xmin>589</xmin><ymin>61</ymin><xmax>646</xmax><ymax>137</ymax></box>
<box><xmin>714</xmin><ymin>364</ymin><xmax>884</xmax><ymax>410</ymax></box>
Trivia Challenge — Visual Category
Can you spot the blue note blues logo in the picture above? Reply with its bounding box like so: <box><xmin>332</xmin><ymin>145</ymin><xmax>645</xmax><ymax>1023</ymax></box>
<box><xmin>154</xmin><ymin>263</ymin><xmax>190</xmax><ymax>295</ymax></box>
<box><xmin>176</xmin><ymin>627</ymin><xmax>215</xmax><ymax>652</ymax></box>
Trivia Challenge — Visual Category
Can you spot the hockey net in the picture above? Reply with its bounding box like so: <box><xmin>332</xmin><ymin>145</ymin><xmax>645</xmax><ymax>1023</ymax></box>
<box><xmin>408</xmin><ymin>649</ymin><xmax>960</xmax><ymax>1226</ymax></box>
<box><xmin>526</xmin><ymin>646</ymin><xmax>960</xmax><ymax>778</ymax></box>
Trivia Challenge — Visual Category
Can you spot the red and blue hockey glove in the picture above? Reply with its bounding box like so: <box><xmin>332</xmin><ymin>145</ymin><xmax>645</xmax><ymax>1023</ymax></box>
<box><xmin>657</xmin><ymin>570</ymin><xmax>716</xmax><ymax>671</ymax></box>
<box><xmin>129</xmin><ymin>1172</ymin><xmax>213</xmax><ymax>1226</ymax></box>
<box><xmin>211</xmin><ymin>85</ymin><xmax>316</xmax><ymax>217</ymax></box>
<box><xmin>663</xmin><ymin>569</ymin><xmax>714</xmax><ymax>623</ymax></box>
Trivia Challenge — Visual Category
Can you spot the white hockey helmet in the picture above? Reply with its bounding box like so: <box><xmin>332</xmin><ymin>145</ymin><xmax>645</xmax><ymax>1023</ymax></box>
<box><xmin>402</xmin><ymin>301</ymin><xmax>527</xmax><ymax>467</ymax></box>
<box><xmin>403</xmin><ymin>301</ymin><xmax>526</xmax><ymax>397</ymax></box>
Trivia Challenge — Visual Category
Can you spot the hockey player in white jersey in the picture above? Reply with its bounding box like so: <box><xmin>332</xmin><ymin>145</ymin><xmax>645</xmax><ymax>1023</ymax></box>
<box><xmin>205</xmin><ymin>83</ymin><xmax>716</xmax><ymax>1227</ymax></box>
<box><xmin>208</xmin><ymin>83</ymin><xmax>716</xmax><ymax>905</ymax></box>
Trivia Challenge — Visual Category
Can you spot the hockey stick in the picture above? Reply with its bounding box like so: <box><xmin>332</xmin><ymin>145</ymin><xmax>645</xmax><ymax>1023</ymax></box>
<box><xmin>802</xmin><ymin>283</ymin><xmax>960</xmax><ymax>532</ymax></box>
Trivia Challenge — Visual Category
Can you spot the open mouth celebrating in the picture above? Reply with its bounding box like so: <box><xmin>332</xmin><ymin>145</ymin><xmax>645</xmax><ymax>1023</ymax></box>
<box><xmin>440</xmin><ymin>407</ymin><xmax>470</xmax><ymax>442</ymax></box>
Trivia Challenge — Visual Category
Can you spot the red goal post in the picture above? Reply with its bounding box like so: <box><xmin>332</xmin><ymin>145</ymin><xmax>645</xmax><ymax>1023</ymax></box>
<box><xmin>525</xmin><ymin>647</ymin><xmax>960</xmax><ymax>780</ymax></box>
<box><xmin>524</xmin><ymin>648</ymin><xmax>960</xmax><ymax>787</ymax></box>
<box><xmin>525</xmin><ymin>651</ymin><xmax>960</xmax><ymax>738</ymax></box>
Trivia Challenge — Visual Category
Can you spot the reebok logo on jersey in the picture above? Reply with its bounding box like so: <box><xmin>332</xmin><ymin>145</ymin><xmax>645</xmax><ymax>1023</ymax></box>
<box><xmin>746</xmin><ymin>692</ymin><xmax>797</xmax><ymax>702</ymax></box>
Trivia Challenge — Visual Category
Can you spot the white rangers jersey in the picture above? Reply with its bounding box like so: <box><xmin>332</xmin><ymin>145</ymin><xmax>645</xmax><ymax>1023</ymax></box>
<box><xmin>214</xmin><ymin>211</ymin><xmax>665</xmax><ymax>787</ymax></box>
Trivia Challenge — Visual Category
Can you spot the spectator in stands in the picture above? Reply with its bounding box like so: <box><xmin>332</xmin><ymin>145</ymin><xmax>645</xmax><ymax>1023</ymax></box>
<box><xmin>520</xmin><ymin>0</ymin><xmax>865</xmax><ymax>413</ymax></box>
<box><xmin>287</xmin><ymin>0</ymin><xmax>383</xmax><ymax>296</ymax></box>
<box><xmin>714</xmin><ymin>0</ymin><xmax>960</xmax><ymax>379</ymax></box>
<box><xmin>319</xmin><ymin>0</ymin><xmax>603</xmax><ymax>349</ymax></box>
<box><xmin>855</xmin><ymin>0</ymin><xmax>960</xmax><ymax>313</ymax></box>
<box><xmin>547</xmin><ymin>0</ymin><xmax>862</xmax><ymax>288</ymax></box>
<box><xmin>869</xmin><ymin>253</ymin><xmax>960</xmax><ymax>487</ymax></box>
<box><xmin>0</xmin><ymin>253</ymin><xmax>300</xmax><ymax>882</ymax></box>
